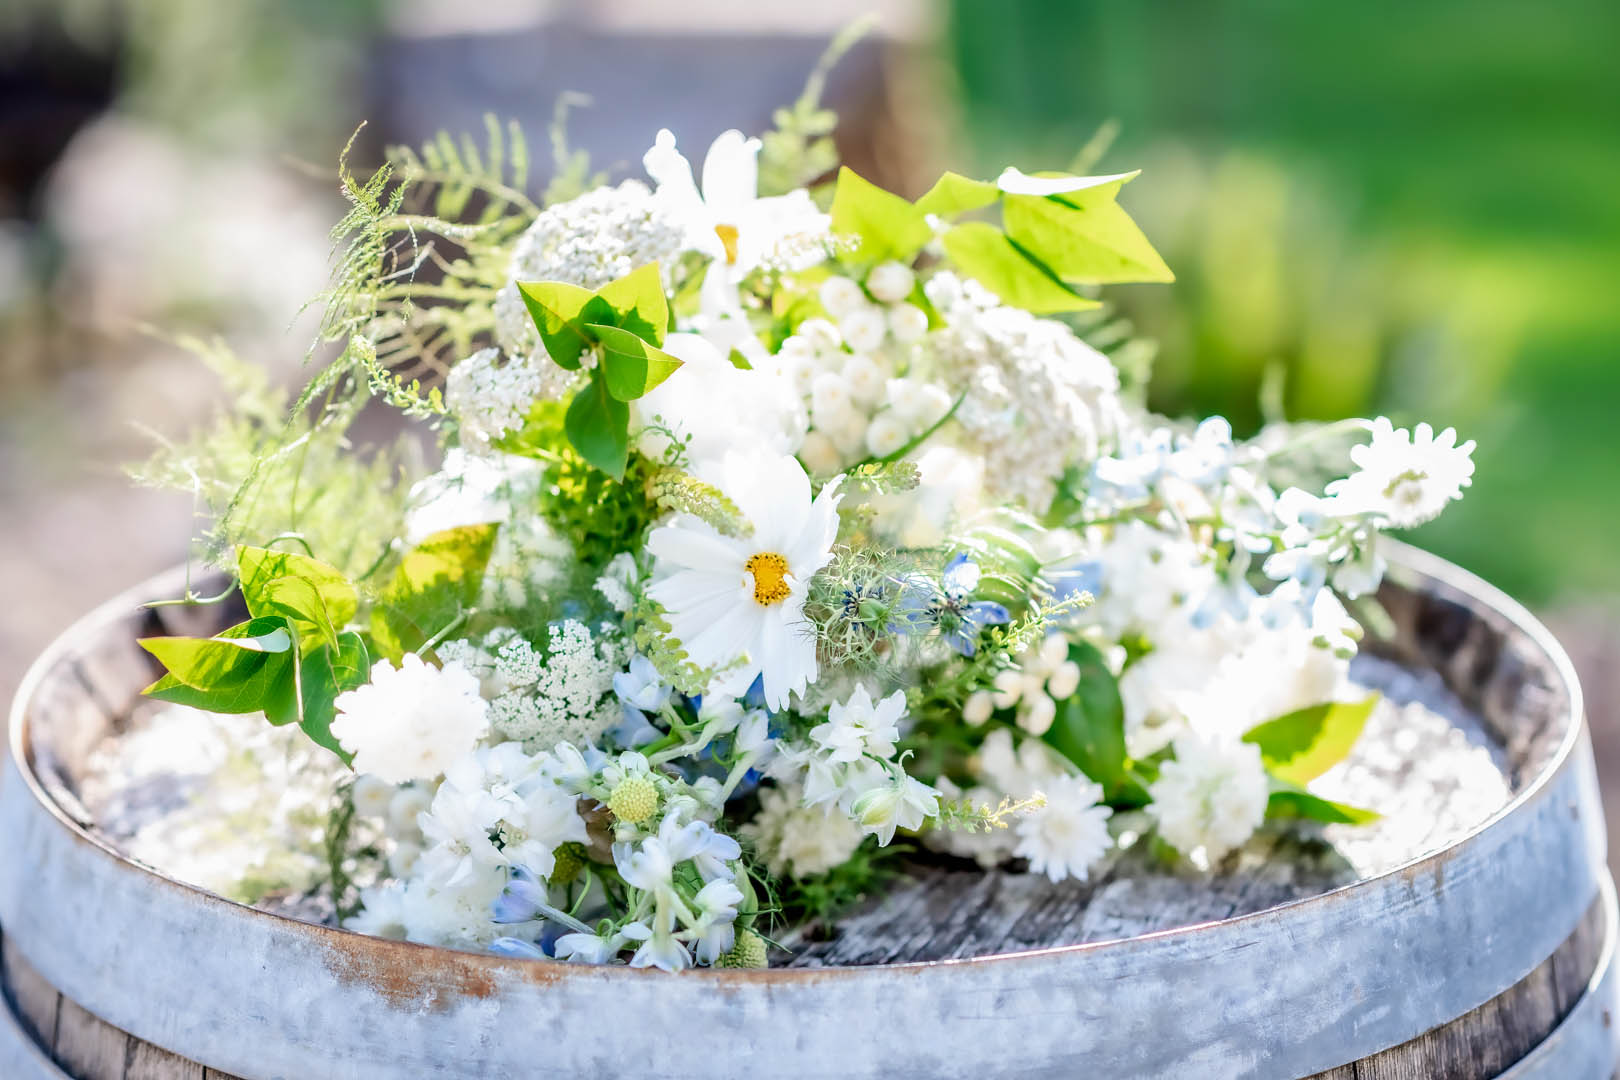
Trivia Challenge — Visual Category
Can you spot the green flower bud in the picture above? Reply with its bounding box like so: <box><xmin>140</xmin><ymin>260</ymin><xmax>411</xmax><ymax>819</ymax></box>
<box><xmin>717</xmin><ymin>928</ymin><xmax>768</xmax><ymax>969</ymax></box>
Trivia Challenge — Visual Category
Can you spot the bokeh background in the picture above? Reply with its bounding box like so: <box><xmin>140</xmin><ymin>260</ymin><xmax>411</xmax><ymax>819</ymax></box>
<box><xmin>2</xmin><ymin>0</ymin><xmax>1617</xmax><ymax>841</ymax></box>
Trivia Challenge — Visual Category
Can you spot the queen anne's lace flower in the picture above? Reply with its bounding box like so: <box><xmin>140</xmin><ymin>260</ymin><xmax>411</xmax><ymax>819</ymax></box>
<box><xmin>330</xmin><ymin>655</ymin><xmax>490</xmax><ymax>784</ymax></box>
<box><xmin>446</xmin><ymin>347</ymin><xmax>543</xmax><ymax>448</ymax></box>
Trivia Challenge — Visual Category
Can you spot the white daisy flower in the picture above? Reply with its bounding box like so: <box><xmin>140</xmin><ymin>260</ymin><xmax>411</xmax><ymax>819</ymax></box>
<box><xmin>330</xmin><ymin>655</ymin><xmax>490</xmax><ymax>784</ymax></box>
<box><xmin>1325</xmin><ymin>417</ymin><xmax>1475</xmax><ymax>528</ymax></box>
<box><xmin>645</xmin><ymin>452</ymin><xmax>843</xmax><ymax>709</ymax></box>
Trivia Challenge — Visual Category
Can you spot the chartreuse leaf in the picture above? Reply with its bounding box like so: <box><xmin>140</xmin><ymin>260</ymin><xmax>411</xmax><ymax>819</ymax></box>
<box><xmin>236</xmin><ymin>547</ymin><xmax>357</xmax><ymax>653</ymax></box>
<box><xmin>830</xmin><ymin>166</ymin><xmax>933</xmax><ymax>266</ymax></box>
<box><xmin>914</xmin><ymin>171</ymin><xmax>1000</xmax><ymax>219</ymax></box>
<box><xmin>1266</xmin><ymin>780</ymin><xmax>1381</xmax><ymax>825</ymax></box>
<box><xmin>516</xmin><ymin>280</ymin><xmax>596</xmax><ymax>369</ymax></box>
<box><xmin>564</xmin><ymin>373</ymin><xmax>631</xmax><ymax>478</ymax></box>
<box><xmin>369</xmin><ymin>524</ymin><xmax>499</xmax><ymax>660</ymax></box>
<box><xmin>941</xmin><ymin>222</ymin><xmax>1097</xmax><ymax>314</ymax></box>
<box><xmin>1002</xmin><ymin>178</ymin><xmax>1174</xmax><ymax>285</ymax></box>
<box><xmin>586</xmin><ymin>323</ymin><xmax>684</xmax><ymax>401</ymax></box>
<box><xmin>1242</xmin><ymin>695</ymin><xmax>1380</xmax><ymax>787</ymax></box>
<box><xmin>592</xmin><ymin>262</ymin><xmax>668</xmax><ymax>345</ymax></box>
<box><xmin>1041</xmin><ymin>640</ymin><xmax>1148</xmax><ymax>804</ymax></box>
<box><xmin>140</xmin><ymin>615</ymin><xmax>295</xmax><ymax>715</ymax></box>
<box><xmin>294</xmin><ymin>631</ymin><xmax>369</xmax><ymax>762</ymax></box>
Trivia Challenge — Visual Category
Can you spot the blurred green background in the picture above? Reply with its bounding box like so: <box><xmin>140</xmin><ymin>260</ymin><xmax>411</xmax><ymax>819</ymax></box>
<box><xmin>945</xmin><ymin>0</ymin><xmax>1620</xmax><ymax>603</ymax></box>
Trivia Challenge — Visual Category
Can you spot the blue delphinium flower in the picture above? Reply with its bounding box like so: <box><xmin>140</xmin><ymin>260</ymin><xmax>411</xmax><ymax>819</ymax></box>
<box><xmin>491</xmin><ymin>865</ymin><xmax>549</xmax><ymax>924</ymax></box>
<box><xmin>934</xmin><ymin>553</ymin><xmax>1010</xmax><ymax>657</ymax></box>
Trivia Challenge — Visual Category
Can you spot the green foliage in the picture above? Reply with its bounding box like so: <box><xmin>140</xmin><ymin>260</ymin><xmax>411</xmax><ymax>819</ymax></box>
<box><xmin>369</xmin><ymin>524</ymin><xmax>498</xmax><ymax>661</ymax></box>
<box><xmin>830</xmin><ymin>167</ymin><xmax>934</xmax><ymax>268</ymax></box>
<box><xmin>766</xmin><ymin>836</ymin><xmax>905</xmax><ymax>929</ymax></box>
<box><xmin>1242</xmin><ymin>694</ymin><xmax>1380</xmax><ymax>787</ymax></box>
<box><xmin>914</xmin><ymin>171</ymin><xmax>1001</xmax><ymax>218</ymax></box>
<box><xmin>941</xmin><ymin>222</ymin><xmax>1096</xmax><ymax>314</ymax></box>
<box><xmin>1041</xmin><ymin>640</ymin><xmax>1150</xmax><ymax>804</ymax></box>
<box><xmin>542</xmin><ymin>92</ymin><xmax>609</xmax><ymax>206</ymax></box>
<box><xmin>756</xmin><ymin>15</ymin><xmax>875</xmax><ymax>196</ymax></box>
<box><xmin>1002</xmin><ymin>181</ymin><xmax>1173</xmax><ymax>285</ymax></box>
<box><xmin>142</xmin><ymin>551</ymin><xmax>371</xmax><ymax>763</ymax></box>
<box><xmin>515</xmin><ymin>263</ymin><xmax>682</xmax><ymax>478</ymax></box>
<box><xmin>1266</xmin><ymin>781</ymin><xmax>1381</xmax><ymax>825</ymax></box>
<box><xmin>238</xmin><ymin>546</ymin><xmax>358</xmax><ymax>652</ymax></box>
<box><xmin>840</xmin><ymin>460</ymin><xmax>922</xmax><ymax>498</ymax></box>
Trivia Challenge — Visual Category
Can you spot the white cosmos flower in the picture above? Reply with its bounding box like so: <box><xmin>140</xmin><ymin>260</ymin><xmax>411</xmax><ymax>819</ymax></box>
<box><xmin>1324</xmin><ymin>417</ymin><xmax>1475</xmax><ymax>529</ymax></box>
<box><xmin>642</xmin><ymin>128</ymin><xmax>828</xmax><ymax>284</ymax></box>
<box><xmin>330</xmin><ymin>655</ymin><xmax>490</xmax><ymax>784</ymax></box>
<box><xmin>646</xmin><ymin>452</ymin><xmax>842</xmax><ymax>709</ymax></box>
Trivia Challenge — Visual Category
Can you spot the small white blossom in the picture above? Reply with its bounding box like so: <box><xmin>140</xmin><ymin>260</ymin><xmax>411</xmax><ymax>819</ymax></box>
<box><xmin>1147</xmin><ymin>735</ymin><xmax>1270</xmax><ymax>864</ymax></box>
<box><xmin>1325</xmin><ymin>418</ymin><xmax>1475</xmax><ymax>529</ymax></box>
<box><xmin>1014</xmin><ymin>774</ymin><xmax>1112</xmax><ymax>882</ymax></box>
<box><xmin>865</xmin><ymin>261</ymin><xmax>915</xmax><ymax>303</ymax></box>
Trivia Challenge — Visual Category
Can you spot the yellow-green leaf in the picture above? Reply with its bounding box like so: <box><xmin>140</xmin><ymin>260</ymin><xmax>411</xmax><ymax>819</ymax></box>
<box><xmin>564</xmin><ymin>371</ymin><xmax>630</xmax><ymax>478</ymax></box>
<box><xmin>1242</xmin><ymin>694</ymin><xmax>1380</xmax><ymax>786</ymax></box>
<box><xmin>914</xmin><ymin>171</ymin><xmax>1000</xmax><ymax>219</ymax></box>
<box><xmin>587</xmin><ymin>323</ymin><xmax>683</xmax><ymax>401</ymax></box>
<box><xmin>1003</xmin><ymin>186</ymin><xmax>1174</xmax><ymax>285</ymax></box>
<box><xmin>516</xmin><ymin>280</ymin><xmax>596</xmax><ymax>369</ymax></box>
<box><xmin>592</xmin><ymin>263</ymin><xmax>669</xmax><ymax>345</ymax></box>
<box><xmin>940</xmin><ymin>222</ymin><xmax>1098</xmax><ymax>314</ymax></box>
<box><xmin>369</xmin><ymin>524</ymin><xmax>499</xmax><ymax>660</ymax></box>
<box><xmin>830</xmin><ymin>166</ymin><xmax>933</xmax><ymax>267</ymax></box>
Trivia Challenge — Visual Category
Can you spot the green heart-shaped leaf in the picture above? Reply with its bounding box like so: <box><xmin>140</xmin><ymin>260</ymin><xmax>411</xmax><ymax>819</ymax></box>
<box><xmin>587</xmin><ymin>323</ymin><xmax>684</xmax><ymax>401</ymax></box>
<box><xmin>563</xmin><ymin>371</ymin><xmax>631</xmax><ymax>478</ymax></box>
<box><xmin>516</xmin><ymin>280</ymin><xmax>596</xmax><ymax>369</ymax></box>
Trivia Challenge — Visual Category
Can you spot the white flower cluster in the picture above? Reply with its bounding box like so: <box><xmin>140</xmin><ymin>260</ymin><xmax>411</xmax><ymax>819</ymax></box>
<box><xmin>963</xmin><ymin>633</ymin><xmax>1082</xmax><ymax>737</ymax></box>
<box><xmin>438</xmin><ymin>622</ymin><xmax>625</xmax><ymax>752</ymax></box>
<box><xmin>330</xmin><ymin>654</ymin><xmax>489</xmax><ymax>784</ymax></box>
<box><xmin>924</xmin><ymin>271</ymin><xmax>1127</xmax><ymax>513</ymax></box>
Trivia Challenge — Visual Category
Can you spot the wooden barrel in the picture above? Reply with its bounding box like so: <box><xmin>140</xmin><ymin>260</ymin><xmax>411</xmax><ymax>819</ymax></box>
<box><xmin>0</xmin><ymin>543</ymin><xmax>1613</xmax><ymax>1080</ymax></box>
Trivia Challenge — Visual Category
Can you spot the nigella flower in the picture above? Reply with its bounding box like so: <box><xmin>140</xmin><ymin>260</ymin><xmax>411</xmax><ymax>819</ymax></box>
<box><xmin>933</xmin><ymin>554</ymin><xmax>1011</xmax><ymax>657</ymax></box>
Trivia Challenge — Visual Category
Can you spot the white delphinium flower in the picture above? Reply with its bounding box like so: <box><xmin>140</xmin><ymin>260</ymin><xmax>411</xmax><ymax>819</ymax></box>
<box><xmin>1147</xmin><ymin>735</ymin><xmax>1270</xmax><ymax>865</ymax></box>
<box><xmin>851</xmin><ymin>764</ymin><xmax>941</xmax><ymax>846</ymax></box>
<box><xmin>330</xmin><ymin>655</ymin><xmax>489</xmax><ymax>784</ymax></box>
<box><xmin>927</xmin><ymin>271</ymin><xmax>1126</xmax><ymax>513</ymax></box>
<box><xmin>808</xmin><ymin>684</ymin><xmax>905</xmax><ymax>764</ymax></box>
<box><xmin>683</xmin><ymin>879</ymin><xmax>745</xmax><ymax>964</ymax></box>
<box><xmin>643</xmin><ymin>128</ymin><xmax>829</xmax><ymax>289</ymax></box>
<box><xmin>415</xmin><ymin>780</ymin><xmax>507</xmax><ymax>888</ymax></box>
<box><xmin>614</xmin><ymin>654</ymin><xmax>672</xmax><ymax>715</ymax></box>
<box><xmin>633</xmin><ymin>331</ymin><xmax>806</xmax><ymax>468</ymax></box>
<box><xmin>555</xmin><ymin>926</ymin><xmax>633</xmax><ymax>964</ymax></box>
<box><xmin>492</xmin><ymin>180</ymin><xmax>685</xmax><ymax>377</ymax></box>
<box><xmin>445</xmin><ymin>347</ymin><xmax>542</xmax><ymax>448</ymax></box>
<box><xmin>1014</xmin><ymin>774</ymin><xmax>1112</xmax><ymax>883</ymax></box>
<box><xmin>740</xmin><ymin>783</ymin><xmax>865</xmax><ymax>876</ymax></box>
<box><xmin>645</xmin><ymin>452</ymin><xmax>842</xmax><ymax>709</ymax></box>
<box><xmin>1324</xmin><ymin>417</ymin><xmax>1475</xmax><ymax>528</ymax></box>
<box><xmin>1075</xmin><ymin>521</ymin><xmax>1216</xmax><ymax>641</ymax></box>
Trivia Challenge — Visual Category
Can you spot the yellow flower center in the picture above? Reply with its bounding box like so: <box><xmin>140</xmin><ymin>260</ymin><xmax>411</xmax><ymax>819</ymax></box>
<box><xmin>744</xmin><ymin>551</ymin><xmax>792</xmax><ymax>606</ymax></box>
<box><xmin>714</xmin><ymin>223</ymin><xmax>741</xmax><ymax>265</ymax></box>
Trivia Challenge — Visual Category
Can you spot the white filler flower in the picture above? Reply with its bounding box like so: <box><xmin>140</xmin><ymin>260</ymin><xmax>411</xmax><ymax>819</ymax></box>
<box><xmin>1325</xmin><ymin>417</ymin><xmax>1475</xmax><ymax>529</ymax></box>
<box><xmin>331</xmin><ymin>655</ymin><xmax>491</xmax><ymax>784</ymax></box>
<box><xmin>1147</xmin><ymin>735</ymin><xmax>1270</xmax><ymax>864</ymax></box>
<box><xmin>646</xmin><ymin>452</ymin><xmax>842</xmax><ymax>709</ymax></box>
<box><xmin>1014</xmin><ymin>774</ymin><xmax>1113</xmax><ymax>883</ymax></box>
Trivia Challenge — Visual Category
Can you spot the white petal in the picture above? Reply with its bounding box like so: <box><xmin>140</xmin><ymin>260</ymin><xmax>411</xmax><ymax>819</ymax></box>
<box><xmin>701</xmin><ymin>129</ymin><xmax>761</xmax><ymax>215</ymax></box>
<box><xmin>995</xmin><ymin>166</ymin><xmax>1139</xmax><ymax>196</ymax></box>
<box><xmin>647</xmin><ymin>523</ymin><xmax>745</xmax><ymax>573</ymax></box>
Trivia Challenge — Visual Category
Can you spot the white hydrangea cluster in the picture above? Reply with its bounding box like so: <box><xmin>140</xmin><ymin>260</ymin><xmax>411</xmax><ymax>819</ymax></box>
<box><xmin>438</xmin><ymin>622</ymin><xmax>625</xmax><ymax>752</ymax></box>
<box><xmin>740</xmin><ymin>782</ymin><xmax>865</xmax><ymax>877</ymax></box>
<box><xmin>770</xmin><ymin>265</ymin><xmax>950</xmax><ymax>475</ymax></box>
<box><xmin>924</xmin><ymin>271</ymin><xmax>1127</xmax><ymax>513</ymax></box>
<box><xmin>445</xmin><ymin>346</ymin><xmax>543</xmax><ymax>447</ymax></box>
<box><xmin>492</xmin><ymin>180</ymin><xmax>686</xmax><ymax>377</ymax></box>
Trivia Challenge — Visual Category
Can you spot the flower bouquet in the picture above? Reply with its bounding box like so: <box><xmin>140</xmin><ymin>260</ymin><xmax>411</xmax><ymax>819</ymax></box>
<box><xmin>127</xmin><ymin>70</ymin><xmax>1475</xmax><ymax>973</ymax></box>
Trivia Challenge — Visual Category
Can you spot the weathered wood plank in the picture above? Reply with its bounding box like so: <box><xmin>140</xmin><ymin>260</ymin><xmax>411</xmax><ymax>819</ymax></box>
<box><xmin>126</xmin><ymin>1040</ymin><xmax>204</xmax><ymax>1080</ymax></box>
<box><xmin>1</xmin><ymin>933</ymin><xmax>61</xmax><ymax>1058</ymax></box>
<box><xmin>50</xmin><ymin>996</ymin><xmax>128</xmax><ymax>1080</ymax></box>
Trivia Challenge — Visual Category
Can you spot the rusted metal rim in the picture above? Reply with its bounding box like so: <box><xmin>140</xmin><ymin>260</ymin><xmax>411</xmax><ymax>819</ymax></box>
<box><xmin>0</xmin><ymin>542</ymin><xmax>1604</xmax><ymax>1079</ymax></box>
<box><xmin>1498</xmin><ymin>873</ymin><xmax>1620</xmax><ymax>1079</ymax></box>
